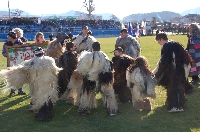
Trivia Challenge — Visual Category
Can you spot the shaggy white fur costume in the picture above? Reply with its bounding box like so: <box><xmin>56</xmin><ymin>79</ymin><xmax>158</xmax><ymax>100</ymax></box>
<box><xmin>0</xmin><ymin>56</ymin><xmax>61</xmax><ymax>115</ymax></box>
<box><xmin>76</xmin><ymin>50</ymin><xmax>118</xmax><ymax>115</ymax></box>
<box><xmin>73</xmin><ymin>34</ymin><xmax>97</xmax><ymax>53</ymax></box>
<box><xmin>126</xmin><ymin>56</ymin><xmax>156</xmax><ymax>108</ymax></box>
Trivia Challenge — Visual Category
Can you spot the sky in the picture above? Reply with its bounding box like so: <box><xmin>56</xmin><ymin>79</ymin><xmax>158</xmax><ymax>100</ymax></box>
<box><xmin>0</xmin><ymin>0</ymin><xmax>199</xmax><ymax>19</ymax></box>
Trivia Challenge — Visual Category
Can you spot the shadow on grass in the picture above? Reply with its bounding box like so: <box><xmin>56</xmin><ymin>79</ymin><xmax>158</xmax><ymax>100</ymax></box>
<box><xmin>0</xmin><ymin>86</ymin><xmax>200</xmax><ymax>132</ymax></box>
<box><xmin>0</xmin><ymin>81</ymin><xmax>6</xmax><ymax>88</ymax></box>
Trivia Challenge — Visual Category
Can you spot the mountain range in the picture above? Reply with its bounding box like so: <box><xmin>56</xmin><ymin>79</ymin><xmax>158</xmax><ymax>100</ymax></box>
<box><xmin>181</xmin><ymin>7</ymin><xmax>200</xmax><ymax>16</ymax></box>
<box><xmin>0</xmin><ymin>7</ymin><xmax>200</xmax><ymax>21</ymax></box>
<box><xmin>122</xmin><ymin>11</ymin><xmax>182</xmax><ymax>22</ymax></box>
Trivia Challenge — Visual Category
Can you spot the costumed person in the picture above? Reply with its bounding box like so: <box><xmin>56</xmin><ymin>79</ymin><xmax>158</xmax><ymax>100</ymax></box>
<box><xmin>59</xmin><ymin>69</ymin><xmax>84</xmax><ymax>106</ymax></box>
<box><xmin>46</xmin><ymin>32</ymin><xmax>69</xmax><ymax>63</ymax></box>
<box><xmin>0</xmin><ymin>47</ymin><xmax>61</xmax><ymax>121</ymax></box>
<box><xmin>57</xmin><ymin>38</ymin><xmax>78</xmax><ymax>94</ymax></box>
<box><xmin>115</xmin><ymin>28</ymin><xmax>141</xmax><ymax>59</ymax></box>
<box><xmin>77</xmin><ymin>41</ymin><xmax>118</xmax><ymax>116</ymax></box>
<box><xmin>35</xmin><ymin>32</ymin><xmax>45</xmax><ymax>44</ymax></box>
<box><xmin>73</xmin><ymin>26</ymin><xmax>97</xmax><ymax>54</ymax></box>
<box><xmin>112</xmin><ymin>47</ymin><xmax>134</xmax><ymax>103</ymax></box>
<box><xmin>12</xmin><ymin>28</ymin><xmax>28</xmax><ymax>44</ymax></box>
<box><xmin>186</xmin><ymin>23</ymin><xmax>200</xmax><ymax>84</ymax></box>
<box><xmin>1</xmin><ymin>31</ymin><xmax>26</xmax><ymax>97</ymax></box>
<box><xmin>153</xmin><ymin>32</ymin><xmax>194</xmax><ymax>112</ymax></box>
<box><xmin>126</xmin><ymin>56</ymin><xmax>156</xmax><ymax>110</ymax></box>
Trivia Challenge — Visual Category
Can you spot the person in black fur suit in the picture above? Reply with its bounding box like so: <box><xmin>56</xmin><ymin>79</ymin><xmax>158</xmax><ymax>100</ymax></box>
<box><xmin>153</xmin><ymin>33</ymin><xmax>194</xmax><ymax>112</ymax></box>
<box><xmin>58</xmin><ymin>38</ymin><xmax>78</xmax><ymax>94</ymax></box>
<box><xmin>112</xmin><ymin>47</ymin><xmax>135</xmax><ymax>103</ymax></box>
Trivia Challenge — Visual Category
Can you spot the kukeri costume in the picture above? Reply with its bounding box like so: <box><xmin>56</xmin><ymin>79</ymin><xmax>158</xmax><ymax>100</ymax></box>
<box><xmin>0</xmin><ymin>47</ymin><xmax>61</xmax><ymax>121</ymax></box>
<box><xmin>153</xmin><ymin>41</ymin><xmax>193</xmax><ymax>111</ymax></box>
<box><xmin>57</xmin><ymin>47</ymin><xmax>78</xmax><ymax>94</ymax></box>
<box><xmin>115</xmin><ymin>35</ymin><xmax>140</xmax><ymax>59</ymax></box>
<box><xmin>126</xmin><ymin>56</ymin><xmax>156</xmax><ymax>110</ymax></box>
<box><xmin>73</xmin><ymin>33</ymin><xmax>97</xmax><ymax>53</ymax></box>
<box><xmin>112</xmin><ymin>54</ymin><xmax>135</xmax><ymax>103</ymax></box>
<box><xmin>76</xmin><ymin>50</ymin><xmax>118</xmax><ymax>115</ymax></box>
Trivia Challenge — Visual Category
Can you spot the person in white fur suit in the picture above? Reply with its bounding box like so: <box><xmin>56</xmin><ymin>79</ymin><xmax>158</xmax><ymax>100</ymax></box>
<box><xmin>77</xmin><ymin>41</ymin><xmax>118</xmax><ymax>116</ymax></box>
<box><xmin>126</xmin><ymin>56</ymin><xmax>157</xmax><ymax>110</ymax></box>
<box><xmin>73</xmin><ymin>26</ymin><xmax>97</xmax><ymax>54</ymax></box>
<box><xmin>0</xmin><ymin>47</ymin><xmax>61</xmax><ymax>121</ymax></box>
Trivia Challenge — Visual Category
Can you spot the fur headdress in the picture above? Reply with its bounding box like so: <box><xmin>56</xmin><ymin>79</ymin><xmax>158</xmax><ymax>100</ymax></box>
<box><xmin>126</xmin><ymin>56</ymin><xmax>156</xmax><ymax>108</ymax></box>
<box><xmin>46</xmin><ymin>32</ymin><xmax>70</xmax><ymax>60</ymax></box>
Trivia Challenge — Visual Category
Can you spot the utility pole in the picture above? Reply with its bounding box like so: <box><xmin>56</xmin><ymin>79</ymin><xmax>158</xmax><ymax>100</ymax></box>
<box><xmin>8</xmin><ymin>0</ymin><xmax>11</xmax><ymax>18</ymax></box>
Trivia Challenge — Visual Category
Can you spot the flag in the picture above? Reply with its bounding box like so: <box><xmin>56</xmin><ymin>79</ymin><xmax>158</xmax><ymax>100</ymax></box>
<box><xmin>128</xmin><ymin>22</ymin><xmax>133</xmax><ymax>35</ymax></box>
<box><xmin>135</xmin><ymin>23</ymin><xmax>139</xmax><ymax>38</ymax></box>
<box><xmin>121</xmin><ymin>22</ymin><xmax>125</xmax><ymax>29</ymax></box>
<box><xmin>142</xmin><ymin>21</ymin><xmax>146</xmax><ymax>35</ymax></box>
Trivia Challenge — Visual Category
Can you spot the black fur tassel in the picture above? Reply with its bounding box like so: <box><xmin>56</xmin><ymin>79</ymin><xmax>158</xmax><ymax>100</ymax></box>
<box><xmin>98</xmin><ymin>72</ymin><xmax>113</xmax><ymax>85</ymax></box>
<box><xmin>35</xmin><ymin>99</ymin><xmax>53</xmax><ymax>121</ymax></box>
<box><xmin>82</xmin><ymin>77</ymin><xmax>96</xmax><ymax>94</ymax></box>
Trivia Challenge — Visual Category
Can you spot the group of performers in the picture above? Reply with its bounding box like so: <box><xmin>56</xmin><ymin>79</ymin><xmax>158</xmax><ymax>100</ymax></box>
<box><xmin>1</xmin><ymin>23</ymin><xmax>199</xmax><ymax>121</ymax></box>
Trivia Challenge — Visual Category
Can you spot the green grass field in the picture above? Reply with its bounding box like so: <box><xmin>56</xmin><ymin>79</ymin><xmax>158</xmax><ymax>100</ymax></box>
<box><xmin>0</xmin><ymin>35</ymin><xmax>200</xmax><ymax>132</ymax></box>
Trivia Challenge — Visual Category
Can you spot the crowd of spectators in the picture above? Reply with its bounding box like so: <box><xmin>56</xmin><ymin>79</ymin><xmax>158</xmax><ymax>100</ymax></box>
<box><xmin>0</xmin><ymin>18</ymin><xmax>120</xmax><ymax>34</ymax></box>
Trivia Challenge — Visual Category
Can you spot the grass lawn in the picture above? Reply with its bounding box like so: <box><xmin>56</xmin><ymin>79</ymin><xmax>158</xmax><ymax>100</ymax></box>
<box><xmin>0</xmin><ymin>35</ymin><xmax>200</xmax><ymax>132</ymax></box>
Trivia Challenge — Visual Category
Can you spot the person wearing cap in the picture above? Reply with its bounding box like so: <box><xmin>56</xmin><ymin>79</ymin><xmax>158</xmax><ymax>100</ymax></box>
<box><xmin>1</xmin><ymin>31</ymin><xmax>26</xmax><ymax>97</ymax></box>
<box><xmin>12</xmin><ymin>28</ymin><xmax>28</xmax><ymax>44</ymax></box>
<box><xmin>115</xmin><ymin>28</ymin><xmax>141</xmax><ymax>59</ymax></box>
<box><xmin>2</xmin><ymin>32</ymin><xmax>23</xmax><ymax>57</ymax></box>
<box><xmin>112</xmin><ymin>47</ymin><xmax>134</xmax><ymax>103</ymax></box>
<box><xmin>29</xmin><ymin>46</ymin><xmax>61</xmax><ymax>120</ymax></box>
<box><xmin>73</xmin><ymin>26</ymin><xmax>97</xmax><ymax>53</ymax></box>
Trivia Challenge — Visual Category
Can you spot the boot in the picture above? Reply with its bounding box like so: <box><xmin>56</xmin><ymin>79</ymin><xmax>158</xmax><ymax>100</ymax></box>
<box><xmin>143</xmin><ymin>98</ymin><xmax>151</xmax><ymax>110</ymax></box>
<box><xmin>134</xmin><ymin>100</ymin><xmax>144</xmax><ymax>110</ymax></box>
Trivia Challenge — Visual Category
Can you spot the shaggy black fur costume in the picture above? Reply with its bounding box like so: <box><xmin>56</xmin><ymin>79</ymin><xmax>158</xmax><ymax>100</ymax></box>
<box><xmin>112</xmin><ymin>55</ymin><xmax>135</xmax><ymax>103</ymax></box>
<box><xmin>35</xmin><ymin>99</ymin><xmax>53</xmax><ymax>121</ymax></box>
<box><xmin>155</xmin><ymin>41</ymin><xmax>193</xmax><ymax>109</ymax></box>
<box><xmin>82</xmin><ymin>77</ymin><xmax>96</xmax><ymax>93</ymax></box>
<box><xmin>58</xmin><ymin>50</ymin><xmax>77</xmax><ymax>93</ymax></box>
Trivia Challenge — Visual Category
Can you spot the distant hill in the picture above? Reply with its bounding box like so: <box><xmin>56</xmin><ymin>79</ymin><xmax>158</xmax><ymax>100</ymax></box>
<box><xmin>181</xmin><ymin>7</ymin><xmax>200</xmax><ymax>16</ymax></box>
<box><xmin>60</xmin><ymin>10</ymin><xmax>76</xmax><ymax>16</ymax></box>
<box><xmin>122</xmin><ymin>11</ymin><xmax>182</xmax><ymax>22</ymax></box>
<box><xmin>0</xmin><ymin>10</ymin><xmax>117</xmax><ymax>20</ymax></box>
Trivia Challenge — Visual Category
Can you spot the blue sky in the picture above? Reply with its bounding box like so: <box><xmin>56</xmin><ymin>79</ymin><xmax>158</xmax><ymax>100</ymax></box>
<box><xmin>0</xmin><ymin>0</ymin><xmax>199</xmax><ymax>19</ymax></box>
